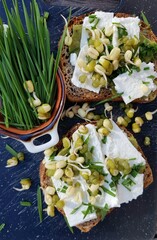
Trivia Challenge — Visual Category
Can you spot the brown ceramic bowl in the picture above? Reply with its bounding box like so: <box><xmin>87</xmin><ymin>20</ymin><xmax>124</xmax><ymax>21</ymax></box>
<box><xmin>0</xmin><ymin>68</ymin><xmax>66</xmax><ymax>153</ymax></box>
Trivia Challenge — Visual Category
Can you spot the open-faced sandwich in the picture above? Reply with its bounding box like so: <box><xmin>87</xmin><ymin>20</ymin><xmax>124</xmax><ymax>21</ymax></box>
<box><xmin>60</xmin><ymin>11</ymin><xmax>157</xmax><ymax>103</ymax></box>
<box><xmin>40</xmin><ymin>118</ymin><xmax>153</xmax><ymax>232</ymax></box>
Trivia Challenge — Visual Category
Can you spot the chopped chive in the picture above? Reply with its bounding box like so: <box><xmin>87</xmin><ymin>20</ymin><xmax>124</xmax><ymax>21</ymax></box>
<box><xmin>142</xmin><ymin>81</ymin><xmax>150</xmax><ymax>85</ymax></box>
<box><xmin>129</xmin><ymin>158</ymin><xmax>136</xmax><ymax>161</ymax></box>
<box><xmin>20</xmin><ymin>201</ymin><xmax>32</xmax><ymax>207</ymax></box>
<box><xmin>122</xmin><ymin>177</ymin><xmax>136</xmax><ymax>191</ymax></box>
<box><xmin>5</xmin><ymin>144</ymin><xmax>17</xmax><ymax>157</ymax></box>
<box><xmin>91</xmin><ymin>18</ymin><xmax>100</xmax><ymax>29</ymax></box>
<box><xmin>100</xmin><ymin>203</ymin><xmax>109</xmax><ymax>221</ymax></box>
<box><xmin>88</xmin><ymin>164</ymin><xmax>105</xmax><ymax>176</ymax></box>
<box><xmin>101</xmin><ymin>186</ymin><xmax>116</xmax><ymax>197</ymax></box>
<box><xmin>60</xmin><ymin>185</ymin><xmax>68</xmax><ymax>193</ymax></box>
<box><xmin>0</xmin><ymin>223</ymin><xmax>5</xmax><ymax>232</ymax></box>
<box><xmin>144</xmin><ymin>67</ymin><xmax>150</xmax><ymax>70</ymax></box>
<box><xmin>102</xmin><ymin>136</ymin><xmax>107</xmax><ymax>144</ymax></box>
<box><xmin>94</xmin><ymin>92</ymin><xmax>124</xmax><ymax>106</ymax></box>
<box><xmin>90</xmin><ymin>146</ymin><xmax>94</xmax><ymax>153</ymax></box>
<box><xmin>71</xmin><ymin>204</ymin><xmax>82</xmax><ymax>214</ymax></box>
<box><xmin>130</xmin><ymin>169</ymin><xmax>138</xmax><ymax>178</ymax></box>
<box><xmin>111</xmin><ymin>173</ymin><xmax>122</xmax><ymax>186</ymax></box>
<box><xmin>141</xmin><ymin>11</ymin><xmax>150</xmax><ymax>26</ymax></box>
<box><xmin>132</xmin><ymin>163</ymin><xmax>146</xmax><ymax>174</ymax></box>
<box><xmin>63</xmin><ymin>216</ymin><xmax>74</xmax><ymax>233</ymax></box>
<box><xmin>89</xmin><ymin>14</ymin><xmax>97</xmax><ymax>23</ymax></box>
<box><xmin>109</xmin><ymin>181</ymin><xmax>115</xmax><ymax>188</ymax></box>
<box><xmin>82</xmin><ymin>204</ymin><xmax>95</xmax><ymax>219</ymax></box>
<box><xmin>147</xmin><ymin>75</ymin><xmax>155</xmax><ymax>79</ymax></box>
<box><xmin>37</xmin><ymin>186</ymin><xmax>43</xmax><ymax>223</ymax></box>
<box><xmin>84</xmin><ymin>135</ymin><xmax>89</xmax><ymax>144</ymax></box>
<box><xmin>117</xmin><ymin>25</ymin><xmax>128</xmax><ymax>39</ymax></box>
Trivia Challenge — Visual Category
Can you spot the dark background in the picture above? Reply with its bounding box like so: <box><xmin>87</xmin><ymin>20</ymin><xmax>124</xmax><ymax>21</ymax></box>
<box><xmin>0</xmin><ymin>0</ymin><xmax>157</xmax><ymax>240</ymax></box>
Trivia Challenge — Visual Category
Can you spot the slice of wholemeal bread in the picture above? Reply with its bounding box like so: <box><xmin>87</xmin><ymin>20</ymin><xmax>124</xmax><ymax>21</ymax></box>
<box><xmin>39</xmin><ymin>122</ymin><xmax>153</xmax><ymax>232</ymax></box>
<box><xmin>60</xmin><ymin>13</ymin><xmax>157</xmax><ymax>103</ymax></box>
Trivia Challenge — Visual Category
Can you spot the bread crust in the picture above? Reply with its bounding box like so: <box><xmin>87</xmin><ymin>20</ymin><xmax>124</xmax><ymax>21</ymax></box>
<box><xmin>39</xmin><ymin>122</ymin><xmax>153</xmax><ymax>232</ymax></box>
<box><xmin>60</xmin><ymin>13</ymin><xmax>157</xmax><ymax>103</ymax></box>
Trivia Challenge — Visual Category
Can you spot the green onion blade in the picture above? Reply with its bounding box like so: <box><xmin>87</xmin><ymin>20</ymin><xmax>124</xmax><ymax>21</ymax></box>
<box><xmin>141</xmin><ymin>11</ymin><xmax>150</xmax><ymax>26</ymax></box>
<box><xmin>63</xmin><ymin>216</ymin><xmax>74</xmax><ymax>234</ymax></box>
<box><xmin>37</xmin><ymin>185</ymin><xmax>43</xmax><ymax>223</ymax></box>
<box><xmin>5</xmin><ymin>144</ymin><xmax>17</xmax><ymax>157</ymax></box>
<box><xmin>94</xmin><ymin>92</ymin><xmax>124</xmax><ymax>106</ymax></box>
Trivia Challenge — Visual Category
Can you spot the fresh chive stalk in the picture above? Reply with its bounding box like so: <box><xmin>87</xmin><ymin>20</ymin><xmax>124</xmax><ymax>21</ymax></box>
<box><xmin>141</xmin><ymin>11</ymin><xmax>150</xmax><ymax>26</ymax></box>
<box><xmin>0</xmin><ymin>0</ymin><xmax>67</xmax><ymax>129</ymax></box>
<box><xmin>94</xmin><ymin>92</ymin><xmax>124</xmax><ymax>106</ymax></box>
<box><xmin>100</xmin><ymin>203</ymin><xmax>109</xmax><ymax>221</ymax></box>
<box><xmin>63</xmin><ymin>216</ymin><xmax>74</xmax><ymax>233</ymax></box>
<box><xmin>5</xmin><ymin>144</ymin><xmax>17</xmax><ymax>157</ymax></box>
<box><xmin>37</xmin><ymin>186</ymin><xmax>43</xmax><ymax>223</ymax></box>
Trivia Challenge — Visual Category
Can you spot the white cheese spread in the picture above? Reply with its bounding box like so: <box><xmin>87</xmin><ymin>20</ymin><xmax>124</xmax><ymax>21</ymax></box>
<box><xmin>71</xmin><ymin>45</ymin><xmax>100</xmax><ymax>93</ymax></box>
<box><xmin>113</xmin><ymin>62</ymin><xmax>157</xmax><ymax>104</ymax></box>
<box><xmin>80</xmin><ymin>11</ymin><xmax>114</xmax><ymax>48</ymax></box>
<box><xmin>52</xmin><ymin>176</ymin><xmax>97</xmax><ymax>227</ymax></box>
<box><xmin>112</xmin><ymin>17</ymin><xmax>140</xmax><ymax>47</ymax></box>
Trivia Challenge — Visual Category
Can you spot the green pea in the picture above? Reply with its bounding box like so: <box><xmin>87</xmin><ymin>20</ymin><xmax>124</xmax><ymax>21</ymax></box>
<box><xmin>138</xmin><ymin>165</ymin><xmax>145</xmax><ymax>174</ymax></box>
<box><xmin>46</xmin><ymin>169</ymin><xmax>56</xmax><ymax>177</ymax></box>
<box><xmin>52</xmin><ymin>194</ymin><xmax>59</xmax><ymax>204</ymax></box>
<box><xmin>92</xmin><ymin>78</ymin><xmax>100</xmax><ymax>88</ymax></box>
<box><xmin>107</xmin><ymin>159</ymin><xmax>115</xmax><ymax>169</ymax></box>
<box><xmin>88</xmin><ymin>38</ymin><xmax>95</xmax><ymax>45</ymax></box>
<box><xmin>80</xmin><ymin>172</ymin><xmax>89</xmax><ymax>180</ymax></box>
<box><xmin>144</xmin><ymin>136</ymin><xmax>150</xmax><ymax>146</ymax></box>
<box><xmin>58</xmin><ymin>148</ymin><xmax>69</xmax><ymax>156</ymax></box>
<box><xmin>17</xmin><ymin>152</ymin><xmax>25</xmax><ymax>161</ymax></box>
<box><xmin>79</xmin><ymin>74</ymin><xmax>87</xmax><ymax>83</ymax></box>
<box><xmin>99</xmin><ymin>175</ymin><xmax>104</xmax><ymax>182</ymax></box>
<box><xmin>65</xmin><ymin>167</ymin><xmax>74</xmax><ymax>178</ymax></box>
<box><xmin>123</xmin><ymin>168</ymin><xmax>131</xmax><ymax>175</ymax></box>
<box><xmin>93</xmin><ymin>114</ymin><xmax>101</xmax><ymax>120</ymax></box>
<box><xmin>91</xmin><ymin>189</ymin><xmax>99</xmax><ymax>196</ymax></box>
<box><xmin>85</xmin><ymin>60</ymin><xmax>96</xmax><ymax>72</ymax></box>
<box><xmin>86</xmin><ymin>112</ymin><xmax>95</xmax><ymax>120</ymax></box>
<box><xmin>62</xmin><ymin>137</ymin><xmax>71</xmax><ymax>149</ymax></box>
<box><xmin>124</xmin><ymin>115</ymin><xmax>132</xmax><ymax>124</ymax></box>
<box><xmin>80</xmin><ymin>144</ymin><xmax>88</xmax><ymax>154</ymax></box>
<box><xmin>92</xmin><ymin>171</ymin><xmax>99</xmax><ymax>178</ymax></box>
<box><xmin>75</xmin><ymin>137</ymin><xmax>84</xmax><ymax>148</ymax></box>
<box><xmin>110</xmin><ymin>168</ymin><xmax>119</xmax><ymax>176</ymax></box>
<box><xmin>96</xmin><ymin>119</ymin><xmax>104</xmax><ymax>128</ymax></box>
<box><xmin>74</xmin><ymin>182</ymin><xmax>81</xmax><ymax>188</ymax></box>
<box><xmin>121</xmin><ymin>160</ymin><xmax>130</xmax><ymax>169</ymax></box>
<box><xmin>85</xmin><ymin>151</ymin><xmax>93</xmax><ymax>161</ymax></box>
<box><xmin>69</xmin><ymin>154</ymin><xmax>77</xmax><ymax>160</ymax></box>
<box><xmin>92</xmin><ymin>178</ymin><xmax>100</xmax><ymax>184</ymax></box>
<box><xmin>55</xmin><ymin>200</ymin><xmax>65</xmax><ymax>209</ymax></box>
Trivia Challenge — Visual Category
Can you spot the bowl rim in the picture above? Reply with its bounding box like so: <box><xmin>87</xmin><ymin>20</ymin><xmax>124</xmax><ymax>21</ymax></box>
<box><xmin>0</xmin><ymin>68</ymin><xmax>66</xmax><ymax>138</ymax></box>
